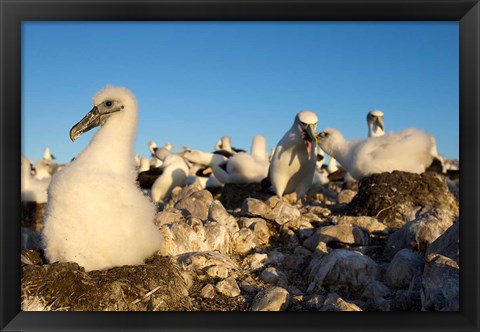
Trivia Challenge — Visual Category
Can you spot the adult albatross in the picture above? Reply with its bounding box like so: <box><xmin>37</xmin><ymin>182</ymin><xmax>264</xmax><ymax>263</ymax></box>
<box><xmin>269</xmin><ymin>111</ymin><xmax>318</xmax><ymax>198</ymax></box>
<box><xmin>366</xmin><ymin>109</ymin><xmax>385</xmax><ymax>137</ymax></box>
<box><xmin>42</xmin><ymin>86</ymin><xmax>163</xmax><ymax>271</ymax></box>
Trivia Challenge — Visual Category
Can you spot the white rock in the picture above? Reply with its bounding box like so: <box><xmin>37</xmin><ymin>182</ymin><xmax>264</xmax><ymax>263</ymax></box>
<box><xmin>337</xmin><ymin>189</ymin><xmax>357</xmax><ymax>204</ymax></box>
<box><xmin>241</xmin><ymin>198</ymin><xmax>269</xmax><ymax>218</ymax></box>
<box><xmin>321</xmin><ymin>293</ymin><xmax>362</xmax><ymax>311</ymax></box>
<box><xmin>425</xmin><ymin>221</ymin><xmax>459</xmax><ymax>263</ymax></box>
<box><xmin>239</xmin><ymin>218</ymin><xmax>271</xmax><ymax>246</ymax></box>
<box><xmin>232</xmin><ymin>228</ymin><xmax>257</xmax><ymax>254</ymax></box>
<box><xmin>267</xmin><ymin>251</ymin><xmax>288</xmax><ymax>265</ymax></box>
<box><xmin>204</xmin><ymin>221</ymin><xmax>232</xmax><ymax>253</ymax></box>
<box><xmin>241</xmin><ymin>197</ymin><xmax>300</xmax><ymax>226</ymax></box>
<box><xmin>243</xmin><ymin>253</ymin><xmax>268</xmax><ymax>271</ymax></box>
<box><xmin>308</xmin><ymin>249</ymin><xmax>378</xmax><ymax>292</ymax></box>
<box><xmin>208</xmin><ymin>200</ymin><xmax>240</xmax><ymax>236</ymax></box>
<box><xmin>251</xmin><ymin>287</ymin><xmax>290</xmax><ymax>311</ymax></box>
<box><xmin>260</xmin><ymin>267</ymin><xmax>288</xmax><ymax>286</ymax></box>
<box><xmin>206</xmin><ymin>265</ymin><xmax>230</xmax><ymax>279</ymax></box>
<box><xmin>385</xmin><ymin>208</ymin><xmax>454</xmax><ymax>258</ymax></box>
<box><xmin>177</xmin><ymin>252</ymin><xmax>239</xmax><ymax>278</ymax></box>
<box><xmin>174</xmin><ymin>189</ymin><xmax>213</xmax><ymax>221</ymax></box>
<box><xmin>421</xmin><ymin>253</ymin><xmax>459</xmax><ymax>311</ymax></box>
<box><xmin>216</xmin><ymin>276</ymin><xmax>241</xmax><ymax>297</ymax></box>
<box><xmin>158</xmin><ymin>222</ymin><xmax>208</xmax><ymax>256</ymax></box>
<box><xmin>200</xmin><ymin>284</ymin><xmax>216</xmax><ymax>299</ymax></box>
<box><xmin>361</xmin><ymin>281</ymin><xmax>390</xmax><ymax>299</ymax></box>
<box><xmin>305</xmin><ymin>294</ymin><xmax>325</xmax><ymax>310</ymax></box>
<box><xmin>385</xmin><ymin>248</ymin><xmax>424</xmax><ymax>289</ymax></box>
<box><xmin>154</xmin><ymin>210</ymin><xmax>186</xmax><ymax>226</ymax></box>
<box><xmin>271</xmin><ymin>201</ymin><xmax>301</xmax><ymax>225</ymax></box>
<box><xmin>332</xmin><ymin>215</ymin><xmax>388</xmax><ymax>234</ymax></box>
<box><xmin>303</xmin><ymin>225</ymin><xmax>368</xmax><ymax>250</ymax></box>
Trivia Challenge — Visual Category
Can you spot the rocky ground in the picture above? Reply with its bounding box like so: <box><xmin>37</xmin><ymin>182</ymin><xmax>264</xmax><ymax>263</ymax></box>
<box><xmin>21</xmin><ymin>170</ymin><xmax>459</xmax><ymax>311</ymax></box>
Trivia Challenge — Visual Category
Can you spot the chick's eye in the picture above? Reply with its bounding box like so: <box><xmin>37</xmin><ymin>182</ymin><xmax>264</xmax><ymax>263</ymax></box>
<box><xmin>105</xmin><ymin>101</ymin><xmax>113</xmax><ymax>107</ymax></box>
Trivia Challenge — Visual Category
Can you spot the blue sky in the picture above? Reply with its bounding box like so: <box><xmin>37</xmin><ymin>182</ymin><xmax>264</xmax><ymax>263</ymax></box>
<box><xmin>22</xmin><ymin>22</ymin><xmax>459</xmax><ymax>164</ymax></box>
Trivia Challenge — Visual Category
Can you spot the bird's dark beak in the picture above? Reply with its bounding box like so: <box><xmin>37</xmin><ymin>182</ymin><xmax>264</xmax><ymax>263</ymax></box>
<box><xmin>306</xmin><ymin>124</ymin><xmax>318</xmax><ymax>145</ymax></box>
<box><xmin>374</xmin><ymin>116</ymin><xmax>385</xmax><ymax>132</ymax></box>
<box><xmin>303</xmin><ymin>124</ymin><xmax>318</xmax><ymax>160</ymax></box>
<box><xmin>69</xmin><ymin>106</ymin><xmax>101</xmax><ymax>142</ymax></box>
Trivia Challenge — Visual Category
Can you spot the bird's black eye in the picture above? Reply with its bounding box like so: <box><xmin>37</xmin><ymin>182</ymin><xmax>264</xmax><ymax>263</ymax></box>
<box><xmin>105</xmin><ymin>101</ymin><xmax>113</xmax><ymax>107</ymax></box>
<box><xmin>300</xmin><ymin>121</ymin><xmax>307</xmax><ymax>126</ymax></box>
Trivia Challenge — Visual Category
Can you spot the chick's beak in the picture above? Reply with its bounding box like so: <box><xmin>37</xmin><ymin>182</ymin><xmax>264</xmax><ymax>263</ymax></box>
<box><xmin>69</xmin><ymin>106</ymin><xmax>101</xmax><ymax>142</ymax></box>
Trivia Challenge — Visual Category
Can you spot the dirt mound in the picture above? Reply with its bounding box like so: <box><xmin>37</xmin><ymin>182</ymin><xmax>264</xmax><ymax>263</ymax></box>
<box><xmin>346</xmin><ymin>171</ymin><xmax>458</xmax><ymax>228</ymax></box>
<box><xmin>220</xmin><ymin>183</ymin><xmax>272</xmax><ymax>211</ymax></box>
<box><xmin>22</xmin><ymin>252</ymin><xmax>191</xmax><ymax>311</ymax></box>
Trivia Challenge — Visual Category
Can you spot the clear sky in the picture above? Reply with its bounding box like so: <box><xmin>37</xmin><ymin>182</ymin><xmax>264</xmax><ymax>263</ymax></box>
<box><xmin>22</xmin><ymin>22</ymin><xmax>459</xmax><ymax>164</ymax></box>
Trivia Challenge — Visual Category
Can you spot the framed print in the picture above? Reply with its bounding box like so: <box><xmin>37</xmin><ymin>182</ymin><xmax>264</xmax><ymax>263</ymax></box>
<box><xmin>1</xmin><ymin>0</ymin><xmax>479</xmax><ymax>331</ymax></box>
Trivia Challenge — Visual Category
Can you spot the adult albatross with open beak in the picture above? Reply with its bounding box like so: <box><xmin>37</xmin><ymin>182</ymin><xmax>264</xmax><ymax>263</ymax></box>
<box><xmin>269</xmin><ymin>110</ymin><xmax>318</xmax><ymax>198</ymax></box>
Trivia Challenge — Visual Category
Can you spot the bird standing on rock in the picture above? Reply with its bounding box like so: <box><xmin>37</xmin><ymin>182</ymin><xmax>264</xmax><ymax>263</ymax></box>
<box><xmin>42</xmin><ymin>86</ymin><xmax>163</xmax><ymax>272</ymax></box>
<box><xmin>269</xmin><ymin>111</ymin><xmax>318</xmax><ymax>198</ymax></box>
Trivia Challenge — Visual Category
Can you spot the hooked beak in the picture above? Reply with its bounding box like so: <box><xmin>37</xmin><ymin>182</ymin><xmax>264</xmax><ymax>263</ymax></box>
<box><xmin>306</xmin><ymin>124</ymin><xmax>318</xmax><ymax>145</ymax></box>
<box><xmin>69</xmin><ymin>106</ymin><xmax>101</xmax><ymax>142</ymax></box>
<box><xmin>374</xmin><ymin>116</ymin><xmax>385</xmax><ymax>132</ymax></box>
<box><xmin>303</xmin><ymin>124</ymin><xmax>318</xmax><ymax>160</ymax></box>
<box><xmin>69</xmin><ymin>105</ymin><xmax>122</xmax><ymax>141</ymax></box>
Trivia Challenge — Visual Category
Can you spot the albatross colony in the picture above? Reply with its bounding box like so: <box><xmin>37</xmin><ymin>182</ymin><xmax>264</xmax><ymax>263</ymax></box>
<box><xmin>42</xmin><ymin>86</ymin><xmax>163</xmax><ymax>272</ymax></box>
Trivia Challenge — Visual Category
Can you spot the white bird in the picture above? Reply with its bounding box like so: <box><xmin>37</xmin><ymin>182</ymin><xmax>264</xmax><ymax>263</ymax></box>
<box><xmin>183</xmin><ymin>162</ymin><xmax>209</xmax><ymax>188</ymax></box>
<box><xmin>269</xmin><ymin>111</ymin><xmax>318</xmax><ymax>198</ymax></box>
<box><xmin>214</xmin><ymin>135</ymin><xmax>246</xmax><ymax>156</ymax></box>
<box><xmin>164</xmin><ymin>142</ymin><xmax>174</xmax><ymax>150</ymax></box>
<box><xmin>367</xmin><ymin>109</ymin><xmax>385</xmax><ymax>137</ymax></box>
<box><xmin>43</xmin><ymin>147</ymin><xmax>55</xmax><ymax>163</ymax></box>
<box><xmin>146</xmin><ymin>140</ymin><xmax>163</xmax><ymax>168</ymax></box>
<box><xmin>182</xmin><ymin>148</ymin><xmax>228</xmax><ymax>181</ymax></box>
<box><xmin>366</xmin><ymin>109</ymin><xmax>445</xmax><ymax>174</ymax></box>
<box><xmin>21</xmin><ymin>155</ymin><xmax>50</xmax><ymax>203</ymax></box>
<box><xmin>42</xmin><ymin>86</ymin><xmax>163</xmax><ymax>272</ymax></box>
<box><xmin>139</xmin><ymin>157</ymin><xmax>151</xmax><ymax>172</ymax></box>
<box><xmin>325</xmin><ymin>109</ymin><xmax>386</xmax><ymax>183</ymax></box>
<box><xmin>151</xmin><ymin>147</ymin><xmax>189</xmax><ymax>202</ymax></box>
<box><xmin>316</xmin><ymin>127</ymin><xmax>436</xmax><ymax>181</ymax></box>
<box><xmin>326</xmin><ymin>155</ymin><xmax>339</xmax><ymax>173</ymax></box>
<box><xmin>221</xmin><ymin>135</ymin><xmax>270</xmax><ymax>184</ymax></box>
<box><xmin>34</xmin><ymin>147</ymin><xmax>62</xmax><ymax>177</ymax></box>
<box><xmin>214</xmin><ymin>136</ymin><xmax>234</xmax><ymax>156</ymax></box>
<box><xmin>312</xmin><ymin>147</ymin><xmax>329</xmax><ymax>186</ymax></box>
<box><xmin>148</xmin><ymin>140</ymin><xmax>157</xmax><ymax>156</ymax></box>
<box><xmin>33</xmin><ymin>159</ymin><xmax>52</xmax><ymax>180</ymax></box>
<box><xmin>134</xmin><ymin>153</ymin><xmax>141</xmax><ymax>169</ymax></box>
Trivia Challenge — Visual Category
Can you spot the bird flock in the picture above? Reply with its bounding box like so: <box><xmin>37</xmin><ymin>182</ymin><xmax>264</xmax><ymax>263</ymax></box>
<box><xmin>21</xmin><ymin>86</ymin><xmax>459</xmax><ymax>271</ymax></box>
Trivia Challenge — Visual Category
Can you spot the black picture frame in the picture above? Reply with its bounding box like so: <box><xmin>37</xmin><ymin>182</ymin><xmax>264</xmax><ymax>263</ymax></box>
<box><xmin>1</xmin><ymin>0</ymin><xmax>478</xmax><ymax>331</ymax></box>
